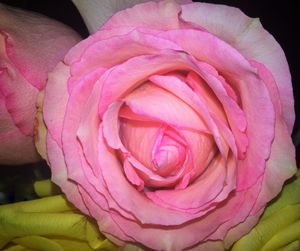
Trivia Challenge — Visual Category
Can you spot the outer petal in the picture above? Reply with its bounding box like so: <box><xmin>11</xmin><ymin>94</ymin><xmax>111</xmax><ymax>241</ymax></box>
<box><xmin>101</xmin><ymin>1</ymin><xmax>182</xmax><ymax>31</ymax></box>
<box><xmin>43</xmin><ymin>63</ymin><xmax>70</xmax><ymax>148</ymax></box>
<box><xmin>72</xmin><ymin>0</ymin><xmax>155</xmax><ymax>34</ymax></box>
<box><xmin>181</xmin><ymin>2</ymin><xmax>294</xmax><ymax>133</ymax></box>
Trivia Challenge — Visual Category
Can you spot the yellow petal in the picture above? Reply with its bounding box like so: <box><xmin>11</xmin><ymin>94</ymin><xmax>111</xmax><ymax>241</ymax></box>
<box><xmin>277</xmin><ymin>240</ymin><xmax>300</xmax><ymax>251</ymax></box>
<box><xmin>0</xmin><ymin>195</ymin><xmax>116</xmax><ymax>250</ymax></box>
<box><xmin>262</xmin><ymin>170</ymin><xmax>300</xmax><ymax>220</ymax></box>
<box><xmin>261</xmin><ymin>220</ymin><xmax>300</xmax><ymax>251</ymax></box>
<box><xmin>12</xmin><ymin>236</ymin><xmax>63</xmax><ymax>251</ymax></box>
<box><xmin>2</xmin><ymin>245</ymin><xmax>26</xmax><ymax>251</ymax></box>
<box><xmin>33</xmin><ymin>180</ymin><xmax>61</xmax><ymax>197</ymax></box>
<box><xmin>231</xmin><ymin>204</ymin><xmax>300</xmax><ymax>251</ymax></box>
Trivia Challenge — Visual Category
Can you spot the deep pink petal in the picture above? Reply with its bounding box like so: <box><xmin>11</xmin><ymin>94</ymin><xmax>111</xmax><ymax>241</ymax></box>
<box><xmin>0</xmin><ymin>89</ymin><xmax>39</xmax><ymax>164</ymax></box>
<box><xmin>0</xmin><ymin>57</ymin><xmax>38</xmax><ymax>136</ymax></box>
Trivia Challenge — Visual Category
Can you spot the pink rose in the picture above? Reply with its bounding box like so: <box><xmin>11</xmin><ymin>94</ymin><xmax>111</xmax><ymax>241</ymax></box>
<box><xmin>40</xmin><ymin>1</ymin><xmax>296</xmax><ymax>250</ymax></box>
<box><xmin>0</xmin><ymin>3</ymin><xmax>80</xmax><ymax>165</ymax></box>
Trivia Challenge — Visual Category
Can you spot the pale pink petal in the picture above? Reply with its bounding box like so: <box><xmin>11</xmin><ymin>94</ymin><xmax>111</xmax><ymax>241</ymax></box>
<box><xmin>181</xmin><ymin>2</ymin><xmax>294</xmax><ymax>133</ymax></box>
<box><xmin>120</xmin><ymin>116</ymin><xmax>163</xmax><ymax>168</ymax></box>
<box><xmin>101</xmin><ymin>1</ymin><xmax>182</xmax><ymax>31</ymax></box>
<box><xmin>110</xmin><ymin>186</ymin><xmax>256</xmax><ymax>251</ymax></box>
<box><xmin>46</xmin><ymin>134</ymin><xmax>89</xmax><ymax>214</ymax></box>
<box><xmin>66</xmin><ymin>29</ymin><xmax>181</xmax><ymax>81</ymax></box>
<box><xmin>186</xmin><ymin>66</ymin><xmax>248</xmax><ymax>159</ymax></box>
<box><xmin>154</xmin><ymin>29</ymin><xmax>275</xmax><ymax>189</ymax></box>
<box><xmin>78</xmin><ymin>187</ymin><xmax>132</xmax><ymax>244</ymax></box>
<box><xmin>186</xmin><ymin>240</ymin><xmax>225</xmax><ymax>251</ymax></box>
<box><xmin>43</xmin><ymin>62</ymin><xmax>70</xmax><ymax>147</ymax></box>
<box><xmin>72</xmin><ymin>0</ymin><xmax>159</xmax><ymax>34</ymax></box>
<box><xmin>126</xmin><ymin>154</ymin><xmax>190</xmax><ymax>188</ymax></box>
<box><xmin>179</xmin><ymin>128</ymin><xmax>216</xmax><ymax>181</ymax></box>
<box><xmin>60</xmin><ymin>71</ymin><xmax>98</xmax><ymax>183</ymax></box>
<box><xmin>124</xmin><ymin>83</ymin><xmax>207</xmax><ymax>132</ymax></box>
<box><xmin>102</xmin><ymin>101</ymin><xmax>191</xmax><ymax>188</ymax></box>
<box><xmin>224</xmin><ymin>213</ymin><xmax>262</xmax><ymax>249</ymax></box>
<box><xmin>249</xmin><ymin>105</ymin><xmax>296</xmax><ymax>214</ymax></box>
<box><xmin>0</xmin><ymin>4</ymin><xmax>80</xmax><ymax>90</ymax></box>
<box><xmin>207</xmin><ymin>178</ymin><xmax>263</xmax><ymax>243</ymax></box>
<box><xmin>98</xmin><ymin>51</ymin><xmax>200</xmax><ymax>117</ymax></box>
<box><xmin>149</xmin><ymin>73</ymin><xmax>231</xmax><ymax>160</ymax></box>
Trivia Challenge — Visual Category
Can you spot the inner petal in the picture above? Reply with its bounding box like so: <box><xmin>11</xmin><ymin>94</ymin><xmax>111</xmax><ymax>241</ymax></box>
<box><xmin>152</xmin><ymin>126</ymin><xmax>186</xmax><ymax>177</ymax></box>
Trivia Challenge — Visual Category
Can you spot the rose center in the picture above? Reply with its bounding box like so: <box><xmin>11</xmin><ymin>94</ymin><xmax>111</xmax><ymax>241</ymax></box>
<box><xmin>151</xmin><ymin>127</ymin><xmax>186</xmax><ymax>177</ymax></box>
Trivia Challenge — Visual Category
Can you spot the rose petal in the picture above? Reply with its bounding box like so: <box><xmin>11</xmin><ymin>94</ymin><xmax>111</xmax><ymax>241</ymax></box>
<box><xmin>101</xmin><ymin>1</ymin><xmax>182</xmax><ymax>31</ymax></box>
<box><xmin>0</xmin><ymin>54</ymin><xmax>38</xmax><ymax>136</ymax></box>
<box><xmin>124</xmin><ymin>83</ymin><xmax>208</xmax><ymax>132</ymax></box>
<box><xmin>0</xmin><ymin>5</ymin><xmax>80</xmax><ymax>90</ymax></box>
<box><xmin>181</xmin><ymin>2</ymin><xmax>294</xmax><ymax>133</ymax></box>
<box><xmin>98</xmin><ymin>126</ymin><xmax>221</xmax><ymax>226</ymax></box>
<box><xmin>43</xmin><ymin>62</ymin><xmax>70</xmax><ymax>148</ymax></box>
<box><xmin>46</xmin><ymin>134</ymin><xmax>89</xmax><ymax>215</ymax></box>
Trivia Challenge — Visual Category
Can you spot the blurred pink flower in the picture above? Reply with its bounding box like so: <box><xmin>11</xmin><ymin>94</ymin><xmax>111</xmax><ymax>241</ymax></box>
<box><xmin>0</xmin><ymin>3</ymin><xmax>81</xmax><ymax>165</ymax></box>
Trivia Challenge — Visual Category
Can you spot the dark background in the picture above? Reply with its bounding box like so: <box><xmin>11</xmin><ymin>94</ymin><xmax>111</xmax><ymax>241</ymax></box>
<box><xmin>0</xmin><ymin>0</ymin><xmax>299</xmax><ymax>202</ymax></box>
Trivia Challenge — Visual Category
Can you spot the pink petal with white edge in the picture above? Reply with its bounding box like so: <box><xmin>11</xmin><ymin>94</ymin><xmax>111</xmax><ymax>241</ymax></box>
<box><xmin>186</xmin><ymin>240</ymin><xmax>224</xmax><ymax>251</ymax></box>
<box><xmin>78</xmin><ymin>186</ymin><xmax>132</xmax><ymax>245</ymax></box>
<box><xmin>43</xmin><ymin>62</ymin><xmax>70</xmax><ymax>147</ymax></box>
<box><xmin>46</xmin><ymin>133</ymin><xmax>89</xmax><ymax>215</ymax></box>
<box><xmin>207</xmin><ymin>178</ymin><xmax>263</xmax><ymax>243</ymax></box>
<box><xmin>60</xmin><ymin>70</ymin><xmax>99</xmax><ymax>183</ymax></box>
<box><xmin>224</xmin><ymin>212</ymin><xmax>263</xmax><ymax>249</ymax></box>
<box><xmin>101</xmin><ymin>1</ymin><xmax>182</xmax><ymax>31</ymax></box>
<box><xmin>181</xmin><ymin>2</ymin><xmax>294</xmax><ymax>133</ymax></box>
<box><xmin>249</xmin><ymin>93</ymin><xmax>296</xmax><ymax>214</ymax></box>
<box><xmin>110</xmin><ymin>185</ymin><xmax>255</xmax><ymax>251</ymax></box>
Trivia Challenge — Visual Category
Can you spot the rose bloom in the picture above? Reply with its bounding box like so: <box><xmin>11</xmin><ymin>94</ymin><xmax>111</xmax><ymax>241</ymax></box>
<box><xmin>0</xmin><ymin>3</ymin><xmax>80</xmax><ymax>165</ymax></box>
<box><xmin>39</xmin><ymin>1</ymin><xmax>296</xmax><ymax>250</ymax></box>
